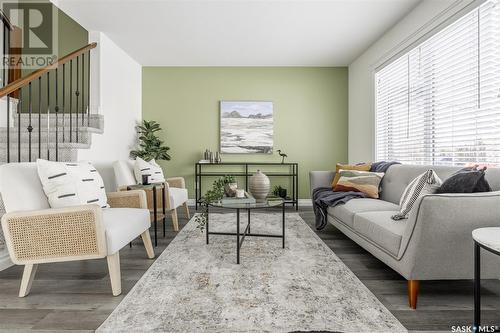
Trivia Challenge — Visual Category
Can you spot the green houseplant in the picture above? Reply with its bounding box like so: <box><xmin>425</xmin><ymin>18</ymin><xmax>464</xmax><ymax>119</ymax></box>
<box><xmin>194</xmin><ymin>175</ymin><xmax>235</xmax><ymax>231</ymax></box>
<box><xmin>130</xmin><ymin>120</ymin><xmax>171</xmax><ymax>161</ymax></box>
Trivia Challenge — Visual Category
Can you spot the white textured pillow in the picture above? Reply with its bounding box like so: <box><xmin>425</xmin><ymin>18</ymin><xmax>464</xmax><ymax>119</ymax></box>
<box><xmin>133</xmin><ymin>157</ymin><xmax>165</xmax><ymax>184</ymax></box>
<box><xmin>36</xmin><ymin>159</ymin><xmax>109</xmax><ymax>209</ymax></box>
<box><xmin>392</xmin><ymin>169</ymin><xmax>442</xmax><ymax>220</ymax></box>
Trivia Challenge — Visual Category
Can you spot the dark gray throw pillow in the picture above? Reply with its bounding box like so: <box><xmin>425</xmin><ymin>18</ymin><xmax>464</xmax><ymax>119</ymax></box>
<box><xmin>436</xmin><ymin>167</ymin><xmax>491</xmax><ymax>193</ymax></box>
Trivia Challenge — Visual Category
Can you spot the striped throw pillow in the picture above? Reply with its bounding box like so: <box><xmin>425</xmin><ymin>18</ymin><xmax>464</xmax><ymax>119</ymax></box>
<box><xmin>333</xmin><ymin>170</ymin><xmax>384</xmax><ymax>199</ymax></box>
<box><xmin>36</xmin><ymin>159</ymin><xmax>109</xmax><ymax>209</ymax></box>
<box><xmin>392</xmin><ymin>170</ymin><xmax>442</xmax><ymax>220</ymax></box>
<box><xmin>133</xmin><ymin>157</ymin><xmax>165</xmax><ymax>184</ymax></box>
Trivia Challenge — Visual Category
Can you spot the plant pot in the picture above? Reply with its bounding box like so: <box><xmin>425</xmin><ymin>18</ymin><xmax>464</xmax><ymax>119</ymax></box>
<box><xmin>278</xmin><ymin>188</ymin><xmax>287</xmax><ymax>199</ymax></box>
<box><xmin>249</xmin><ymin>170</ymin><xmax>270</xmax><ymax>199</ymax></box>
<box><xmin>224</xmin><ymin>183</ymin><xmax>238</xmax><ymax>197</ymax></box>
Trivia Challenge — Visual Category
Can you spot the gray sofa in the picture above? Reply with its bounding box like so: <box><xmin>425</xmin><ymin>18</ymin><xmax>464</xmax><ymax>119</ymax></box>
<box><xmin>310</xmin><ymin>164</ymin><xmax>500</xmax><ymax>309</ymax></box>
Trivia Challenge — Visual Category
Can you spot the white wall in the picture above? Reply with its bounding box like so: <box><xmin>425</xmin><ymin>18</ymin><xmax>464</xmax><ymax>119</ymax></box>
<box><xmin>78</xmin><ymin>32</ymin><xmax>141</xmax><ymax>168</ymax></box>
<box><xmin>348</xmin><ymin>0</ymin><xmax>480</xmax><ymax>163</ymax></box>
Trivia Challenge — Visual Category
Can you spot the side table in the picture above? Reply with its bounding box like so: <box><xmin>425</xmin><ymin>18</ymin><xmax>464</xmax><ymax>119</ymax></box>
<box><xmin>126</xmin><ymin>183</ymin><xmax>166</xmax><ymax>246</ymax></box>
<box><xmin>472</xmin><ymin>227</ymin><xmax>500</xmax><ymax>332</ymax></box>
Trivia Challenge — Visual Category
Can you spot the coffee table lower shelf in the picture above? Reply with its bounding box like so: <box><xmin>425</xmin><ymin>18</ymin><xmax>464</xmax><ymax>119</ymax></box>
<box><xmin>206</xmin><ymin>202</ymin><xmax>285</xmax><ymax>264</ymax></box>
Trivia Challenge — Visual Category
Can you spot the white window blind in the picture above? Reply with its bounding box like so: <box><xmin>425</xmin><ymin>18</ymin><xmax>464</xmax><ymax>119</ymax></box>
<box><xmin>375</xmin><ymin>0</ymin><xmax>500</xmax><ymax>166</ymax></box>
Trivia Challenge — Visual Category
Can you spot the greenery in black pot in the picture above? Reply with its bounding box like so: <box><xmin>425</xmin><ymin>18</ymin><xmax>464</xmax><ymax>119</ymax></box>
<box><xmin>130</xmin><ymin>120</ymin><xmax>171</xmax><ymax>161</ymax></box>
<box><xmin>272</xmin><ymin>185</ymin><xmax>287</xmax><ymax>199</ymax></box>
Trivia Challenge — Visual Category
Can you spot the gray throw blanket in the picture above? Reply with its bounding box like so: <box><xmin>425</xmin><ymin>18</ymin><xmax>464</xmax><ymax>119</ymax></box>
<box><xmin>313</xmin><ymin>161</ymin><xmax>400</xmax><ymax>230</ymax></box>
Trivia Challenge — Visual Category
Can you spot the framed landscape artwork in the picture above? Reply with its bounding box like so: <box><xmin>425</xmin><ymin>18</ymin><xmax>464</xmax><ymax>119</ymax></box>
<box><xmin>220</xmin><ymin>101</ymin><xmax>274</xmax><ymax>154</ymax></box>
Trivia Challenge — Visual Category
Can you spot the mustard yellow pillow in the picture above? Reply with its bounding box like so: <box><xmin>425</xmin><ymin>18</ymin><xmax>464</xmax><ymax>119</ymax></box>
<box><xmin>332</xmin><ymin>163</ymin><xmax>372</xmax><ymax>188</ymax></box>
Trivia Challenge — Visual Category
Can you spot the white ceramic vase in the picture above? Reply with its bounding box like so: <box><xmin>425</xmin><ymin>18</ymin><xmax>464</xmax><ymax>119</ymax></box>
<box><xmin>249</xmin><ymin>170</ymin><xmax>270</xmax><ymax>199</ymax></box>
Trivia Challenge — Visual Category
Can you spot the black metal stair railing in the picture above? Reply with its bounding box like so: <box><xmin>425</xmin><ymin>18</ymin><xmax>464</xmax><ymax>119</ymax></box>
<box><xmin>0</xmin><ymin>35</ymin><xmax>97</xmax><ymax>163</ymax></box>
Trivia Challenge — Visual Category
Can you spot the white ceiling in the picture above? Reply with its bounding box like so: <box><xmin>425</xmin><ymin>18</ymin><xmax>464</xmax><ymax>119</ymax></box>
<box><xmin>53</xmin><ymin>0</ymin><xmax>421</xmax><ymax>66</ymax></box>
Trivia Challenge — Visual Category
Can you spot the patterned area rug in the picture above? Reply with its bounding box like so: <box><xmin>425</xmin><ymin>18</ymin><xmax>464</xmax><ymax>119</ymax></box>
<box><xmin>97</xmin><ymin>213</ymin><xmax>407</xmax><ymax>333</ymax></box>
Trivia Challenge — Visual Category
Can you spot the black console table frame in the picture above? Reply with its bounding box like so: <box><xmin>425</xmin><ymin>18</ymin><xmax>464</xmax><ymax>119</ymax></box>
<box><xmin>195</xmin><ymin>162</ymin><xmax>298</xmax><ymax>210</ymax></box>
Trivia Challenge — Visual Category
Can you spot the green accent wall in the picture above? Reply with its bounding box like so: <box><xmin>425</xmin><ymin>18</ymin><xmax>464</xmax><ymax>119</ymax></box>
<box><xmin>142</xmin><ymin>67</ymin><xmax>348</xmax><ymax>199</ymax></box>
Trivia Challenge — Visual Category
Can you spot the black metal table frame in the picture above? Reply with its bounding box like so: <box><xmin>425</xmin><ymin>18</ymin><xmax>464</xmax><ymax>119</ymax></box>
<box><xmin>127</xmin><ymin>183</ymin><xmax>166</xmax><ymax>247</ymax></box>
<box><xmin>206</xmin><ymin>202</ymin><xmax>286</xmax><ymax>264</ymax></box>
<box><xmin>473</xmin><ymin>240</ymin><xmax>500</xmax><ymax>331</ymax></box>
<box><xmin>195</xmin><ymin>162</ymin><xmax>299</xmax><ymax>211</ymax></box>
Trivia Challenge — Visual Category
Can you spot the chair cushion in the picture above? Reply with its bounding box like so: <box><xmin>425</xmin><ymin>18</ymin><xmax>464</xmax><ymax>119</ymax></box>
<box><xmin>169</xmin><ymin>187</ymin><xmax>188</xmax><ymax>209</ymax></box>
<box><xmin>102</xmin><ymin>208</ymin><xmax>151</xmax><ymax>255</ymax></box>
<box><xmin>112</xmin><ymin>160</ymin><xmax>136</xmax><ymax>189</ymax></box>
<box><xmin>327</xmin><ymin>198</ymin><xmax>399</xmax><ymax>228</ymax></box>
<box><xmin>353</xmin><ymin>211</ymin><xmax>407</xmax><ymax>256</ymax></box>
<box><xmin>0</xmin><ymin>163</ymin><xmax>50</xmax><ymax>213</ymax></box>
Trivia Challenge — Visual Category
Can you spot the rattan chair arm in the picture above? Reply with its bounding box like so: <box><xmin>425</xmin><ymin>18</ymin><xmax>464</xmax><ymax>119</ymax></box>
<box><xmin>107</xmin><ymin>190</ymin><xmax>147</xmax><ymax>209</ymax></box>
<box><xmin>166</xmin><ymin>177</ymin><xmax>185</xmax><ymax>189</ymax></box>
<box><xmin>1</xmin><ymin>205</ymin><xmax>106</xmax><ymax>265</ymax></box>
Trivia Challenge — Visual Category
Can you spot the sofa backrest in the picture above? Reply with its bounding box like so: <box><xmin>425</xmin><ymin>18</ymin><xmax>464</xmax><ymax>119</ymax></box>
<box><xmin>0</xmin><ymin>163</ymin><xmax>50</xmax><ymax>213</ymax></box>
<box><xmin>380</xmin><ymin>164</ymin><xmax>500</xmax><ymax>204</ymax></box>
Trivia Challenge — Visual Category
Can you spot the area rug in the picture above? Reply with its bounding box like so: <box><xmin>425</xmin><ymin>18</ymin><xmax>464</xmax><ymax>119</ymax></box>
<box><xmin>97</xmin><ymin>213</ymin><xmax>407</xmax><ymax>333</ymax></box>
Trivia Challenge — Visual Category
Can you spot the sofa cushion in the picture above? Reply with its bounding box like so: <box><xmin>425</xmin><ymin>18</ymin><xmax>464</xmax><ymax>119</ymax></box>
<box><xmin>327</xmin><ymin>199</ymin><xmax>399</xmax><ymax>228</ymax></box>
<box><xmin>103</xmin><ymin>208</ymin><xmax>150</xmax><ymax>255</ymax></box>
<box><xmin>353</xmin><ymin>211</ymin><xmax>407</xmax><ymax>256</ymax></box>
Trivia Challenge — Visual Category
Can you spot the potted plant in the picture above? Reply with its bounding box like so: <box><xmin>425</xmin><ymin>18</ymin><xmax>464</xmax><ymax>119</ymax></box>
<box><xmin>130</xmin><ymin>120</ymin><xmax>171</xmax><ymax>161</ymax></box>
<box><xmin>195</xmin><ymin>175</ymin><xmax>236</xmax><ymax>231</ymax></box>
<box><xmin>272</xmin><ymin>185</ymin><xmax>287</xmax><ymax>199</ymax></box>
<box><xmin>222</xmin><ymin>175</ymin><xmax>237</xmax><ymax>197</ymax></box>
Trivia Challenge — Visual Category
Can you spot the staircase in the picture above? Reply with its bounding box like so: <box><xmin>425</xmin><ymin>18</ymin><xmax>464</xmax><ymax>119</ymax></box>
<box><xmin>0</xmin><ymin>112</ymin><xmax>104</xmax><ymax>163</ymax></box>
<box><xmin>0</xmin><ymin>42</ymin><xmax>100</xmax><ymax>164</ymax></box>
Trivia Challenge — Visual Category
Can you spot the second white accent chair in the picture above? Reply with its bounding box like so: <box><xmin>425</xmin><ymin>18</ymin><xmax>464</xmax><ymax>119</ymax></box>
<box><xmin>113</xmin><ymin>160</ymin><xmax>190</xmax><ymax>231</ymax></box>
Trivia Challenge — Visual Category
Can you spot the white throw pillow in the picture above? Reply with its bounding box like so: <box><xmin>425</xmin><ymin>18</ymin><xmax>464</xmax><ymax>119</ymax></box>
<box><xmin>392</xmin><ymin>169</ymin><xmax>442</xmax><ymax>220</ymax></box>
<box><xmin>133</xmin><ymin>157</ymin><xmax>165</xmax><ymax>184</ymax></box>
<box><xmin>36</xmin><ymin>159</ymin><xmax>109</xmax><ymax>209</ymax></box>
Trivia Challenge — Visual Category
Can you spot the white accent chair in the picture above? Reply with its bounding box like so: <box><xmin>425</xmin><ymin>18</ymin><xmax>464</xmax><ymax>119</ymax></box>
<box><xmin>0</xmin><ymin>163</ymin><xmax>155</xmax><ymax>297</ymax></box>
<box><xmin>113</xmin><ymin>160</ymin><xmax>190</xmax><ymax>231</ymax></box>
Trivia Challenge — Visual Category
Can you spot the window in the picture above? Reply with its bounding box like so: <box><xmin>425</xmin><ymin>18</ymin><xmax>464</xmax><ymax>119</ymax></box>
<box><xmin>375</xmin><ymin>0</ymin><xmax>500</xmax><ymax>166</ymax></box>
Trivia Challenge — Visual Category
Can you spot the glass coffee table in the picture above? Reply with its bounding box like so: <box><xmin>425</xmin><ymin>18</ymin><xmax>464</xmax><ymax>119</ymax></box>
<box><xmin>207</xmin><ymin>199</ymin><xmax>285</xmax><ymax>264</ymax></box>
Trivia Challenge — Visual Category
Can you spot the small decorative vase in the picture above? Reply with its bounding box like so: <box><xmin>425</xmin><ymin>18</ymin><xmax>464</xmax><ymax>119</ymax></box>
<box><xmin>249</xmin><ymin>170</ymin><xmax>270</xmax><ymax>199</ymax></box>
<box><xmin>224</xmin><ymin>183</ymin><xmax>238</xmax><ymax>197</ymax></box>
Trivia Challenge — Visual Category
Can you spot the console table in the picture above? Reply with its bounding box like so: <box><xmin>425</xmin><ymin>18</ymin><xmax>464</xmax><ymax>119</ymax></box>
<box><xmin>194</xmin><ymin>162</ymin><xmax>298</xmax><ymax>210</ymax></box>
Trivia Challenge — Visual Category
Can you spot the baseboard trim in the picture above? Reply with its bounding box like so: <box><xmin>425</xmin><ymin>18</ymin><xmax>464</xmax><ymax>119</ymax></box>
<box><xmin>187</xmin><ymin>199</ymin><xmax>312</xmax><ymax>207</ymax></box>
<box><xmin>0</xmin><ymin>250</ymin><xmax>12</xmax><ymax>271</ymax></box>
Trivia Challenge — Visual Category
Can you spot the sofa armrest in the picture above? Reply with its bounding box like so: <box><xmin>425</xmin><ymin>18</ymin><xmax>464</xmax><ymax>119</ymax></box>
<box><xmin>309</xmin><ymin>171</ymin><xmax>335</xmax><ymax>194</ymax></box>
<box><xmin>399</xmin><ymin>192</ymin><xmax>500</xmax><ymax>279</ymax></box>
<box><xmin>107</xmin><ymin>190</ymin><xmax>147</xmax><ymax>209</ymax></box>
<box><xmin>1</xmin><ymin>205</ymin><xmax>106</xmax><ymax>265</ymax></box>
<box><xmin>166</xmin><ymin>177</ymin><xmax>185</xmax><ymax>189</ymax></box>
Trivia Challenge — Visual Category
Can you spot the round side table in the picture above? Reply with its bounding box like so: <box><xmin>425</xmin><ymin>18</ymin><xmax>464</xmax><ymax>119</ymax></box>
<box><xmin>472</xmin><ymin>227</ymin><xmax>500</xmax><ymax>332</ymax></box>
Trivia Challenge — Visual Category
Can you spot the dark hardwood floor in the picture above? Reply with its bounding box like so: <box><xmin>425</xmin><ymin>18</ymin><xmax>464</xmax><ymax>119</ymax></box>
<box><xmin>0</xmin><ymin>207</ymin><xmax>499</xmax><ymax>332</ymax></box>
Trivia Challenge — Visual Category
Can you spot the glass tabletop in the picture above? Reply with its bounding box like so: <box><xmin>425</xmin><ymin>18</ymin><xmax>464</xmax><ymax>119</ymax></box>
<box><xmin>209</xmin><ymin>198</ymin><xmax>284</xmax><ymax>209</ymax></box>
<box><xmin>127</xmin><ymin>182</ymin><xmax>164</xmax><ymax>190</ymax></box>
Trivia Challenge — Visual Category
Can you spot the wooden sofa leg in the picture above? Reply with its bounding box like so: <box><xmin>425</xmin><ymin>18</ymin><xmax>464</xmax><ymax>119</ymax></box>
<box><xmin>19</xmin><ymin>264</ymin><xmax>38</xmax><ymax>297</ymax></box>
<box><xmin>171</xmin><ymin>208</ymin><xmax>179</xmax><ymax>232</ymax></box>
<box><xmin>107</xmin><ymin>253</ymin><xmax>122</xmax><ymax>296</ymax></box>
<box><xmin>408</xmin><ymin>280</ymin><xmax>420</xmax><ymax>309</ymax></box>
<box><xmin>183</xmin><ymin>202</ymin><xmax>191</xmax><ymax>219</ymax></box>
<box><xmin>141</xmin><ymin>230</ymin><xmax>155</xmax><ymax>259</ymax></box>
